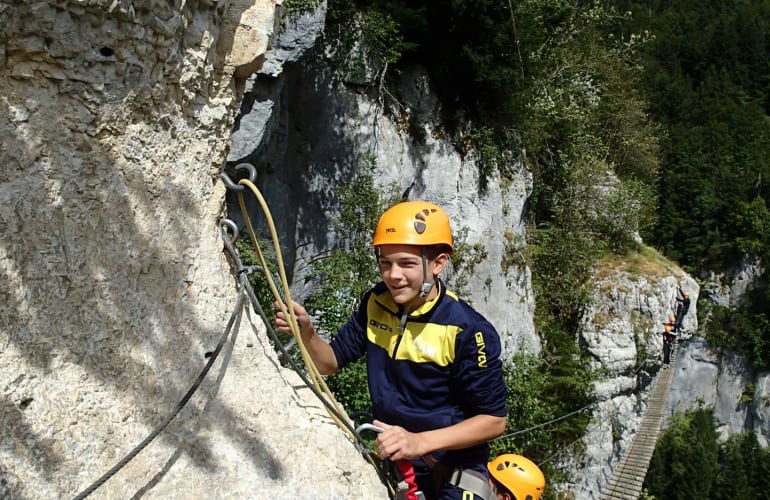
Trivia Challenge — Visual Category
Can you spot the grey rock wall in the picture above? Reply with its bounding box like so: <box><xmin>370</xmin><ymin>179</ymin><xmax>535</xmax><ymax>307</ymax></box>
<box><xmin>228</xmin><ymin>17</ymin><xmax>539</xmax><ymax>358</ymax></box>
<box><xmin>568</xmin><ymin>251</ymin><xmax>770</xmax><ymax>498</ymax></box>
<box><xmin>668</xmin><ymin>340</ymin><xmax>770</xmax><ymax>446</ymax></box>
<box><xmin>565</xmin><ymin>257</ymin><xmax>699</xmax><ymax>498</ymax></box>
<box><xmin>1</xmin><ymin>1</ymin><xmax>385</xmax><ymax>498</ymax></box>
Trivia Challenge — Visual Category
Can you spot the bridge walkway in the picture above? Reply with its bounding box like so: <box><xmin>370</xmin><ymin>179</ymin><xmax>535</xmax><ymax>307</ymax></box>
<box><xmin>600</xmin><ymin>344</ymin><xmax>678</xmax><ymax>500</ymax></box>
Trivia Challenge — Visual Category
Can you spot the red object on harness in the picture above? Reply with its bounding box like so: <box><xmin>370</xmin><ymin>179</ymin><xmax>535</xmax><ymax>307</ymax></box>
<box><xmin>396</xmin><ymin>460</ymin><xmax>420</xmax><ymax>500</ymax></box>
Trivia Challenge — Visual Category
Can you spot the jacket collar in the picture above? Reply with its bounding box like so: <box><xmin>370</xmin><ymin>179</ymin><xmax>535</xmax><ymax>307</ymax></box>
<box><xmin>375</xmin><ymin>279</ymin><xmax>445</xmax><ymax>317</ymax></box>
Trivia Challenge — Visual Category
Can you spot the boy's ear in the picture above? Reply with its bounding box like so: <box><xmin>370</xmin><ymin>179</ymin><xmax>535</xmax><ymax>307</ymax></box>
<box><xmin>432</xmin><ymin>252</ymin><xmax>449</xmax><ymax>275</ymax></box>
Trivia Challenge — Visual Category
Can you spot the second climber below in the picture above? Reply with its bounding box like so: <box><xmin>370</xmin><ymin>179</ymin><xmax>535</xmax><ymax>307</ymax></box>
<box><xmin>274</xmin><ymin>200</ymin><xmax>507</xmax><ymax>500</ymax></box>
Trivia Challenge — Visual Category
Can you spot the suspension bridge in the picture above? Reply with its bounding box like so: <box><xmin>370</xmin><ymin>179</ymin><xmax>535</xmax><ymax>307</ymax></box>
<box><xmin>601</xmin><ymin>344</ymin><xmax>678</xmax><ymax>499</ymax></box>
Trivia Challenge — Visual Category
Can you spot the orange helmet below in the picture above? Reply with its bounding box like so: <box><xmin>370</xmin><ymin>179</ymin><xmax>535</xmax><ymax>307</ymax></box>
<box><xmin>372</xmin><ymin>200</ymin><xmax>454</xmax><ymax>253</ymax></box>
<box><xmin>488</xmin><ymin>454</ymin><xmax>545</xmax><ymax>500</ymax></box>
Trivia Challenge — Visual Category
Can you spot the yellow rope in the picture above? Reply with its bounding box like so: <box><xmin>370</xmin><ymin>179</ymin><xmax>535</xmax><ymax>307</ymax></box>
<box><xmin>233</xmin><ymin>178</ymin><xmax>391</xmax><ymax>496</ymax></box>
<box><xmin>234</xmin><ymin>178</ymin><xmax>356</xmax><ymax>439</ymax></box>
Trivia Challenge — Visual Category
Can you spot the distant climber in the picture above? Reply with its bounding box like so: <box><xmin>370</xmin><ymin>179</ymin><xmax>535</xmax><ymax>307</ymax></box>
<box><xmin>662</xmin><ymin>324</ymin><xmax>677</xmax><ymax>364</ymax></box>
<box><xmin>674</xmin><ymin>287</ymin><xmax>691</xmax><ymax>332</ymax></box>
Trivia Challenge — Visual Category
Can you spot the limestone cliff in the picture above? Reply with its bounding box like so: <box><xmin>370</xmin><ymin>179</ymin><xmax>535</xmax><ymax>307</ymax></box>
<box><xmin>3</xmin><ymin>2</ymin><xmax>766</xmax><ymax>500</ymax></box>
<box><xmin>1</xmin><ymin>1</ymin><xmax>385</xmax><ymax>498</ymax></box>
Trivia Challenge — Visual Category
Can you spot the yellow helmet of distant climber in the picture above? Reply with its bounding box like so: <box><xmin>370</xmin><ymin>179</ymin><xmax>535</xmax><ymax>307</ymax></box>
<box><xmin>488</xmin><ymin>454</ymin><xmax>545</xmax><ymax>500</ymax></box>
<box><xmin>372</xmin><ymin>200</ymin><xmax>454</xmax><ymax>253</ymax></box>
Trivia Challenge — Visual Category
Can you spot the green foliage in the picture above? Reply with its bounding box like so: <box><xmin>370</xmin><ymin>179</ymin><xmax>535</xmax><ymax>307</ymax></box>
<box><xmin>282</xmin><ymin>0</ymin><xmax>322</xmax><ymax>19</ymax></box>
<box><xmin>619</xmin><ymin>0</ymin><xmax>770</xmax><ymax>272</ymax></box>
<box><xmin>529</xmin><ymin>224</ymin><xmax>599</xmax><ymax>333</ymax></box>
<box><xmin>326</xmin><ymin>1</ymin><xmax>421</xmax><ymax>83</ymax></box>
<box><xmin>465</xmin><ymin>126</ymin><xmax>520</xmax><ymax>195</ymax></box>
<box><xmin>713</xmin><ymin>431</ymin><xmax>770</xmax><ymax>500</ymax></box>
<box><xmin>491</xmin><ymin>354</ymin><xmax>567</xmax><ymax>486</ymax></box>
<box><xmin>491</xmin><ymin>355</ymin><xmax>553</xmax><ymax>457</ymax></box>
<box><xmin>703</xmin><ymin>278</ymin><xmax>770</xmax><ymax>371</ymax></box>
<box><xmin>644</xmin><ymin>408</ymin><xmax>720</xmax><ymax>499</ymax></box>
<box><xmin>646</xmin><ymin>408</ymin><xmax>770</xmax><ymax>499</ymax></box>
<box><xmin>740</xmin><ymin>383</ymin><xmax>755</xmax><ymax>405</ymax></box>
<box><xmin>734</xmin><ymin>197</ymin><xmax>770</xmax><ymax>256</ymax></box>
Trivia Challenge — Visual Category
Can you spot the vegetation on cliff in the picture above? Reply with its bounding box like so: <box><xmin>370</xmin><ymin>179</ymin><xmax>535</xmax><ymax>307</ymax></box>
<box><xmin>279</xmin><ymin>0</ymin><xmax>770</xmax><ymax>494</ymax></box>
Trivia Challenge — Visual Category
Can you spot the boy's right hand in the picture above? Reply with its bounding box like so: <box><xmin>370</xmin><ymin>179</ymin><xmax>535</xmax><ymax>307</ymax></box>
<box><xmin>274</xmin><ymin>300</ymin><xmax>311</xmax><ymax>335</ymax></box>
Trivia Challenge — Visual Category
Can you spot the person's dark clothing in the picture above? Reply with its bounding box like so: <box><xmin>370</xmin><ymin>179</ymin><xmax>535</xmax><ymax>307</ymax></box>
<box><xmin>674</xmin><ymin>294</ymin><xmax>691</xmax><ymax>331</ymax></box>
<box><xmin>330</xmin><ymin>279</ymin><xmax>506</xmax><ymax>498</ymax></box>
<box><xmin>662</xmin><ymin>331</ymin><xmax>677</xmax><ymax>364</ymax></box>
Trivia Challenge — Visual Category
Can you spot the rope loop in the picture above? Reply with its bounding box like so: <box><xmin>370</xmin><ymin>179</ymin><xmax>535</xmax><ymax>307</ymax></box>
<box><xmin>222</xmin><ymin>174</ymin><xmax>397</xmax><ymax>498</ymax></box>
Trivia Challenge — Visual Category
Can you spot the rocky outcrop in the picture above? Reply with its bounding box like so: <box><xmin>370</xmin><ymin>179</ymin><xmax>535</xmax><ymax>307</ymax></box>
<box><xmin>564</xmin><ymin>252</ymin><xmax>699</xmax><ymax>498</ymax></box>
<box><xmin>567</xmin><ymin>250</ymin><xmax>770</xmax><ymax>498</ymax></box>
<box><xmin>1</xmin><ymin>1</ymin><xmax>385</xmax><ymax>498</ymax></box>
<box><xmin>228</xmin><ymin>21</ymin><xmax>539</xmax><ymax>358</ymax></box>
<box><xmin>668</xmin><ymin>340</ymin><xmax>770</xmax><ymax>446</ymax></box>
<box><xmin>704</xmin><ymin>254</ymin><xmax>766</xmax><ymax>307</ymax></box>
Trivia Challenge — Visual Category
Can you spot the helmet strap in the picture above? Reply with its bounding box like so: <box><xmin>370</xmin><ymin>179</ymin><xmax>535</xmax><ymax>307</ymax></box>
<box><xmin>419</xmin><ymin>251</ymin><xmax>434</xmax><ymax>297</ymax></box>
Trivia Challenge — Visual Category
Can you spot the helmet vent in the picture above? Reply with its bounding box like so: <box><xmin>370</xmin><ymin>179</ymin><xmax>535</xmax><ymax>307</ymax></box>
<box><xmin>414</xmin><ymin>221</ymin><xmax>426</xmax><ymax>234</ymax></box>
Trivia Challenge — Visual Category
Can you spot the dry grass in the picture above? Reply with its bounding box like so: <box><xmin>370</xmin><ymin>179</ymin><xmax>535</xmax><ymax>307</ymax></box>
<box><xmin>594</xmin><ymin>244</ymin><xmax>677</xmax><ymax>281</ymax></box>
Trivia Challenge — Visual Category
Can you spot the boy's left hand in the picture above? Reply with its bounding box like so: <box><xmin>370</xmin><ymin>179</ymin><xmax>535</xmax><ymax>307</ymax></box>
<box><xmin>373</xmin><ymin>419</ymin><xmax>426</xmax><ymax>461</ymax></box>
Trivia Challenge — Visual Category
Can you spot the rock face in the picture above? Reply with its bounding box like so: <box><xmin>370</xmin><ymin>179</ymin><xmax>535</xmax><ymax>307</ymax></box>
<box><xmin>564</xmin><ymin>254</ymin><xmax>699</xmax><ymax>498</ymax></box>
<box><xmin>228</xmin><ymin>15</ymin><xmax>539</xmax><ymax>358</ymax></box>
<box><xmin>567</xmin><ymin>252</ymin><xmax>770</xmax><ymax>498</ymax></box>
<box><xmin>0</xmin><ymin>1</ymin><xmax>385</xmax><ymax>498</ymax></box>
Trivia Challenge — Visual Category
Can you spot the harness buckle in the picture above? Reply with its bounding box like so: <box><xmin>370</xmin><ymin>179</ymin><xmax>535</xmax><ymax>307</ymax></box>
<box><xmin>448</xmin><ymin>467</ymin><xmax>464</xmax><ymax>488</ymax></box>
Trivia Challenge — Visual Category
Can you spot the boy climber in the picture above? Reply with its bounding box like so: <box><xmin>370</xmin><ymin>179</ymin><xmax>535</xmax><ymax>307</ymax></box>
<box><xmin>275</xmin><ymin>200</ymin><xmax>507</xmax><ymax>500</ymax></box>
<box><xmin>487</xmin><ymin>453</ymin><xmax>546</xmax><ymax>500</ymax></box>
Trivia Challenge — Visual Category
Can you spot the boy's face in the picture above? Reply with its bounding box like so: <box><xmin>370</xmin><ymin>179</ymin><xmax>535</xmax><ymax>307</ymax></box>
<box><xmin>377</xmin><ymin>244</ymin><xmax>446</xmax><ymax>304</ymax></box>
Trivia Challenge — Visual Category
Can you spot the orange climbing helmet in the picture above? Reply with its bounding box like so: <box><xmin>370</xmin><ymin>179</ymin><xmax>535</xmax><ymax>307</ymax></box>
<box><xmin>665</xmin><ymin>324</ymin><xmax>672</xmax><ymax>333</ymax></box>
<box><xmin>488</xmin><ymin>454</ymin><xmax>545</xmax><ymax>500</ymax></box>
<box><xmin>372</xmin><ymin>200</ymin><xmax>454</xmax><ymax>253</ymax></box>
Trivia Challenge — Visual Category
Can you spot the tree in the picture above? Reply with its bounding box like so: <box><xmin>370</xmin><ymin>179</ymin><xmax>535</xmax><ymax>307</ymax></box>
<box><xmin>645</xmin><ymin>408</ymin><xmax>720</xmax><ymax>499</ymax></box>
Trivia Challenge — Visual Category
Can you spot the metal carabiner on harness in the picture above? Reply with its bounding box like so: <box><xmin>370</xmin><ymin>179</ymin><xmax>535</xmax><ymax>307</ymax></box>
<box><xmin>354</xmin><ymin>424</ymin><xmax>425</xmax><ymax>500</ymax></box>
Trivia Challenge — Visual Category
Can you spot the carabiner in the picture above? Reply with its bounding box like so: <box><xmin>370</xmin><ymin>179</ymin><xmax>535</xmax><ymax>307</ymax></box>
<box><xmin>356</xmin><ymin>423</ymin><xmax>385</xmax><ymax>435</ymax></box>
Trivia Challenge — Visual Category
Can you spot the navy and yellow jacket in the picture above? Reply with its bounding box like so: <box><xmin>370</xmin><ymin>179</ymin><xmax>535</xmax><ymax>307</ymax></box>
<box><xmin>330</xmin><ymin>279</ymin><xmax>507</xmax><ymax>467</ymax></box>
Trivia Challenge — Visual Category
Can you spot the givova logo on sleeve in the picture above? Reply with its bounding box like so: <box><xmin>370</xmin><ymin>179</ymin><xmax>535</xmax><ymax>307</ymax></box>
<box><xmin>475</xmin><ymin>331</ymin><xmax>487</xmax><ymax>368</ymax></box>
